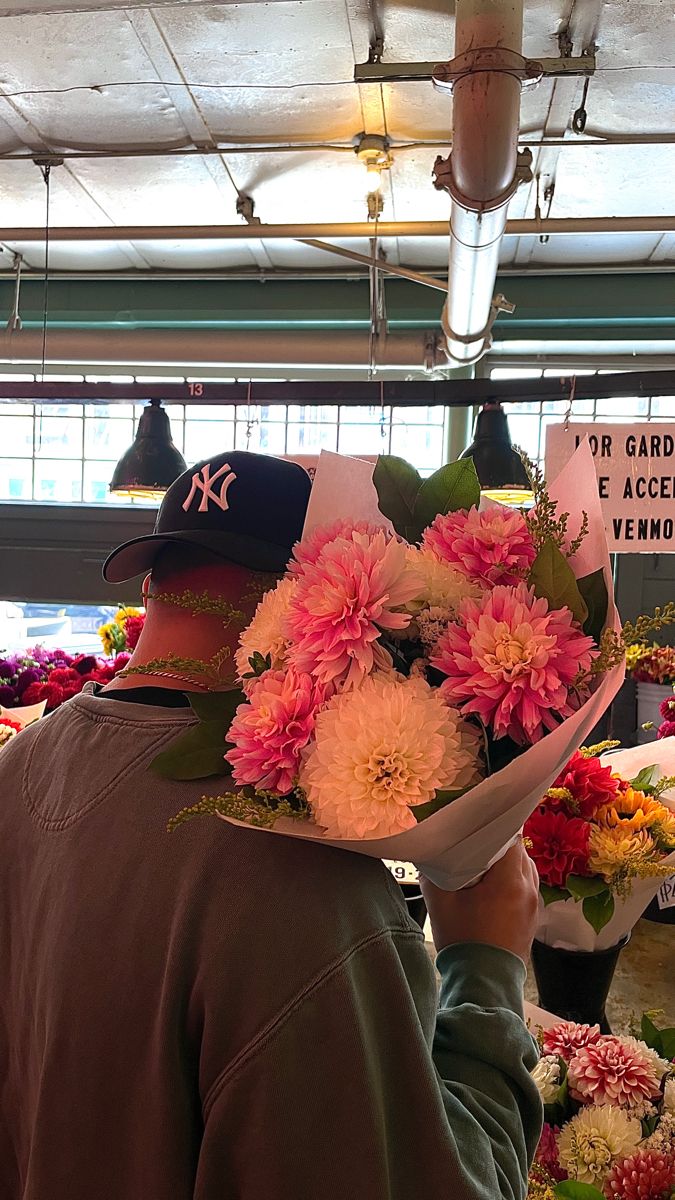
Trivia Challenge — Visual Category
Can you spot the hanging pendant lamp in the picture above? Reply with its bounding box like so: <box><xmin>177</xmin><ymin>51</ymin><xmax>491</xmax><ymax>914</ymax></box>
<box><xmin>110</xmin><ymin>399</ymin><xmax>187</xmax><ymax>503</ymax></box>
<box><xmin>460</xmin><ymin>400</ymin><xmax>533</xmax><ymax>506</ymax></box>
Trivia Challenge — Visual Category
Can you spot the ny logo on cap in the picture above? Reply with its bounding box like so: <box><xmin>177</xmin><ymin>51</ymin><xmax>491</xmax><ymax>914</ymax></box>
<box><xmin>182</xmin><ymin>462</ymin><xmax>237</xmax><ymax>513</ymax></box>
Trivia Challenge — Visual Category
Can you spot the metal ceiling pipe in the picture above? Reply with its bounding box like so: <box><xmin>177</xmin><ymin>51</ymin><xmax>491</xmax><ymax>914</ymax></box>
<box><xmin>432</xmin><ymin>0</ymin><xmax>530</xmax><ymax>365</ymax></box>
<box><xmin>0</xmin><ymin>328</ymin><xmax>446</xmax><ymax>370</ymax></box>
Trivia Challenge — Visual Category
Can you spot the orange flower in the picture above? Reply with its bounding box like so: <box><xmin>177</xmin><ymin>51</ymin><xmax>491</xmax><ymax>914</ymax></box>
<box><xmin>598</xmin><ymin>787</ymin><xmax>675</xmax><ymax>839</ymax></box>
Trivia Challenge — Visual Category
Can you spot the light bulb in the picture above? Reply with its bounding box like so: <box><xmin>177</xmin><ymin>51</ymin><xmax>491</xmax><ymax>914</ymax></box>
<box><xmin>366</xmin><ymin>164</ymin><xmax>382</xmax><ymax>191</ymax></box>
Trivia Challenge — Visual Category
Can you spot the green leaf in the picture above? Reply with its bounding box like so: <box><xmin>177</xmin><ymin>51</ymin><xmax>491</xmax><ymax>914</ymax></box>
<box><xmin>412</xmin><ymin>458</ymin><xmax>480</xmax><ymax>528</ymax></box>
<box><xmin>187</xmin><ymin>688</ymin><xmax>244</xmax><ymax>725</ymax></box>
<box><xmin>540</xmin><ymin>883</ymin><xmax>571</xmax><ymax>906</ymax></box>
<box><xmin>630</xmin><ymin>764</ymin><xmax>658</xmax><ymax>793</ymax></box>
<box><xmin>412</xmin><ymin>789</ymin><xmax>464</xmax><ymax>823</ymax></box>
<box><xmin>372</xmin><ymin>455</ymin><xmax>422</xmax><ymax>541</ymax></box>
<box><xmin>555</xmin><ymin>1182</ymin><xmax>605</xmax><ymax>1200</ymax></box>
<box><xmin>566</xmin><ymin>874</ymin><xmax>609</xmax><ymax>901</ymax></box>
<box><xmin>150</xmin><ymin>721</ymin><xmax>233</xmax><ymax>781</ymax></box>
<box><xmin>582</xmin><ymin>889</ymin><xmax>615</xmax><ymax>934</ymax></box>
<box><xmin>529</xmin><ymin>539</ymin><xmax>588</xmax><ymax>626</ymax></box>
<box><xmin>578</xmin><ymin>569</ymin><xmax>609</xmax><ymax>643</ymax></box>
<box><xmin>640</xmin><ymin>1012</ymin><xmax>661</xmax><ymax>1049</ymax></box>
<box><xmin>656</xmin><ymin>1027</ymin><xmax>675</xmax><ymax>1058</ymax></box>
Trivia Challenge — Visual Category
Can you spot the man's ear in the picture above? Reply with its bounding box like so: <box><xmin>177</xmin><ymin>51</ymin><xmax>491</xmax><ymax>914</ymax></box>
<box><xmin>142</xmin><ymin>573</ymin><xmax>152</xmax><ymax>605</ymax></box>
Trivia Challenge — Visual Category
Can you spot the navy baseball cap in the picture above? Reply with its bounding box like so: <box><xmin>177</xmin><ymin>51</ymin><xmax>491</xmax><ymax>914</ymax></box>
<box><xmin>103</xmin><ymin>450</ymin><xmax>312</xmax><ymax>583</ymax></box>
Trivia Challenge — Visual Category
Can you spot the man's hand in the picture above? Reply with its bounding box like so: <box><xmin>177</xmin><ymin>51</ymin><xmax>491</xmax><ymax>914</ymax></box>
<box><xmin>420</xmin><ymin>841</ymin><xmax>539</xmax><ymax>964</ymax></box>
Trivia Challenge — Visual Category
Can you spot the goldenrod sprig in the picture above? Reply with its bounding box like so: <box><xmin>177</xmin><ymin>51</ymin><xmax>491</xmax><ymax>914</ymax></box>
<box><xmin>153</xmin><ymin>588</ymin><xmax>244</xmax><ymax>625</ymax></box>
<box><xmin>516</xmin><ymin>449</ymin><xmax>588</xmax><ymax>557</ymax></box>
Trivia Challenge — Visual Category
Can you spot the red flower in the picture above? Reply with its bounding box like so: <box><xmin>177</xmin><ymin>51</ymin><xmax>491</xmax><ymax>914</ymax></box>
<box><xmin>524</xmin><ymin>806</ymin><xmax>592</xmax><ymax>887</ymax></box>
<box><xmin>604</xmin><ymin>1149</ymin><xmax>675</xmax><ymax>1200</ymax></box>
<box><xmin>123</xmin><ymin>615</ymin><xmax>145</xmax><ymax>651</ymax></box>
<box><xmin>113</xmin><ymin>653</ymin><xmax>130</xmax><ymax>673</ymax></box>
<box><xmin>47</xmin><ymin>667</ymin><xmax>81</xmax><ymax>688</ymax></box>
<box><xmin>553</xmin><ymin>751</ymin><xmax>620</xmax><ymax>818</ymax></box>
<box><xmin>73</xmin><ymin>655</ymin><xmax>98</xmax><ymax>675</ymax></box>
<box><xmin>0</xmin><ymin>716</ymin><xmax>23</xmax><ymax>734</ymax></box>
<box><xmin>658</xmin><ymin>719</ymin><xmax>675</xmax><ymax>740</ymax></box>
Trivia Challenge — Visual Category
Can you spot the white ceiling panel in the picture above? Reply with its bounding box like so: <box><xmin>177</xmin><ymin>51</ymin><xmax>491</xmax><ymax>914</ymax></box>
<box><xmin>508</xmin><ymin>232</ymin><xmax>667</xmax><ymax>267</ymax></box>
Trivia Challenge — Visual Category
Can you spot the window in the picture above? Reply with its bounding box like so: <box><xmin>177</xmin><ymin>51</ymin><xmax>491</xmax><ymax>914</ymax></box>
<box><xmin>0</xmin><ymin>394</ymin><xmax>449</xmax><ymax>504</ymax></box>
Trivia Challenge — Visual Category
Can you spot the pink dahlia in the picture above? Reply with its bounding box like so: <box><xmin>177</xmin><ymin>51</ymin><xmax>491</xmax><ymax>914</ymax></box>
<box><xmin>568</xmin><ymin>1037</ymin><xmax>665</xmax><ymax>1109</ymax></box>
<box><xmin>431</xmin><ymin>583</ymin><xmax>596</xmax><ymax>744</ymax></box>
<box><xmin>289</xmin><ymin>519</ymin><xmax>384</xmax><ymax>576</ymax></box>
<box><xmin>422</xmin><ymin>505</ymin><xmax>536</xmax><ymax>587</ymax></box>
<box><xmin>543</xmin><ymin>1020</ymin><xmax>602</xmax><ymax>1062</ymax></box>
<box><xmin>535</xmin><ymin>1124</ymin><xmax>567</xmax><ymax>1182</ymax></box>
<box><xmin>285</xmin><ymin>529</ymin><xmax>422</xmax><ymax>689</ymax></box>
<box><xmin>604</xmin><ymin>1148</ymin><xmax>675</xmax><ymax>1200</ymax></box>
<box><xmin>553</xmin><ymin>751</ymin><xmax>620</xmax><ymax>819</ymax></box>
<box><xmin>225</xmin><ymin>668</ymin><xmax>325</xmax><ymax>796</ymax></box>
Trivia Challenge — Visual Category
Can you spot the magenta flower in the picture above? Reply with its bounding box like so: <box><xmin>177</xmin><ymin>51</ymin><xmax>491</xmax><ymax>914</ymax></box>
<box><xmin>431</xmin><ymin>583</ymin><xmax>596</xmax><ymax>744</ymax></box>
<box><xmin>226</xmin><ymin>668</ymin><xmax>325</xmax><ymax>796</ymax></box>
<box><xmin>535</xmin><ymin>1124</ymin><xmax>566</xmax><ymax>1181</ymax></box>
<box><xmin>423</xmin><ymin>505</ymin><xmax>536</xmax><ymax>587</ymax></box>
<box><xmin>286</xmin><ymin>529</ymin><xmax>422</xmax><ymax>689</ymax></box>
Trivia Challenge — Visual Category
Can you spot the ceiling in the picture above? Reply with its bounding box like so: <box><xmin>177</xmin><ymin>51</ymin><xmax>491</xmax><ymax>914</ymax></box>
<box><xmin>0</xmin><ymin>0</ymin><xmax>673</xmax><ymax>280</ymax></box>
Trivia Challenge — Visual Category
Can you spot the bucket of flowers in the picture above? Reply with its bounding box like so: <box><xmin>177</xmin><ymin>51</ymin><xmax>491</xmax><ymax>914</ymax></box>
<box><xmin>524</xmin><ymin>741</ymin><xmax>675</xmax><ymax>1030</ymax></box>
<box><xmin>149</xmin><ymin>437</ymin><xmax>673</xmax><ymax>892</ymax></box>
<box><xmin>0</xmin><ymin>647</ymin><xmax>126</xmax><ymax>715</ymax></box>
<box><xmin>627</xmin><ymin>643</ymin><xmax>675</xmax><ymax>744</ymax></box>
<box><xmin>98</xmin><ymin>606</ymin><xmax>145</xmax><ymax>657</ymax></box>
<box><xmin>528</xmin><ymin>1012</ymin><xmax>675</xmax><ymax>1200</ymax></box>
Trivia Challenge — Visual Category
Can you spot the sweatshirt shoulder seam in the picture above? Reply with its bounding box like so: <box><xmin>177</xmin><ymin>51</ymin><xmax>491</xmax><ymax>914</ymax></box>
<box><xmin>202</xmin><ymin>926</ymin><xmax>423</xmax><ymax>1118</ymax></box>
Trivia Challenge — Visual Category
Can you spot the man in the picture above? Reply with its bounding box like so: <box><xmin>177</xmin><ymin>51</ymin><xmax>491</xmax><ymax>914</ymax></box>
<box><xmin>0</xmin><ymin>449</ymin><xmax>542</xmax><ymax>1199</ymax></box>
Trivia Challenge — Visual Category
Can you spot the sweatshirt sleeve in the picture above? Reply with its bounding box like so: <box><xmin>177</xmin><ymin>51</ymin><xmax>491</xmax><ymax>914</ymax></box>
<box><xmin>193</xmin><ymin>929</ymin><xmax>542</xmax><ymax>1200</ymax></box>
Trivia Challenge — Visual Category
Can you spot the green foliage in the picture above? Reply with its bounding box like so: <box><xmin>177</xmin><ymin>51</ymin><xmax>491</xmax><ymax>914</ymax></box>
<box><xmin>623</xmin><ymin>601</ymin><xmax>675</xmax><ymax>646</ymax></box>
<box><xmin>640</xmin><ymin>1012</ymin><xmax>675</xmax><ymax>1059</ymax></box>
<box><xmin>372</xmin><ymin>455</ymin><xmax>423</xmax><ymax>541</ymax></box>
<box><xmin>153</xmin><ymin>588</ymin><xmax>244</xmax><ymax>626</ymax></box>
<box><xmin>151</xmin><ymin>721</ymin><xmax>234</xmax><ymax>781</ymax></box>
<box><xmin>554</xmin><ymin>1182</ymin><xmax>605</xmax><ymax>1200</ymax></box>
<box><xmin>577</xmin><ymin>569</ymin><xmax>609</xmax><ymax>643</ymax></box>
<box><xmin>412</xmin><ymin>788</ymin><xmax>465</xmax><ymax>823</ymax></box>
<box><xmin>519</xmin><ymin>451</ymin><xmax>589</xmax><ymax>557</ymax></box>
<box><xmin>566</xmin><ymin>875</ymin><xmax>608</xmax><ymax>901</ymax></box>
<box><xmin>582</xmin><ymin>888</ymin><xmax>615</xmax><ymax>934</ymax></box>
<box><xmin>529</xmin><ymin>539</ymin><xmax>588</xmax><ymax>626</ymax></box>
<box><xmin>242</xmin><ymin>651</ymin><xmax>272</xmax><ymax>680</ymax></box>
<box><xmin>188</xmin><ymin>687</ymin><xmax>244</xmax><ymax>724</ymax></box>
<box><xmin>630</xmin><ymin>764</ymin><xmax>659</xmax><ymax>793</ymax></box>
<box><xmin>540</xmin><ymin>883</ymin><xmax>571</xmax><ymax>906</ymax></box>
<box><xmin>412</xmin><ymin>458</ymin><xmax>480</xmax><ymax>530</ymax></box>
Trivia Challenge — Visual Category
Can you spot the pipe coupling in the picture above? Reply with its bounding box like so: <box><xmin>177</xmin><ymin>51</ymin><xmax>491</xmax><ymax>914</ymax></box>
<box><xmin>432</xmin><ymin>47</ymin><xmax>543</xmax><ymax>93</ymax></box>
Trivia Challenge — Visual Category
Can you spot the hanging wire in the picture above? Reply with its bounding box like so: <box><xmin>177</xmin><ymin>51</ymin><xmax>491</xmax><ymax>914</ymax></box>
<box><xmin>37</xmin><ymin>161</ymin><xmax>53</xmax><ymax>383</ymax></box>
<box><xmin>245</xmin><ymin>380</ymin><xmax>255</xmax><ymax>449</ymax></box>
<box><xmin>6</xmin><ymin>252</ymin><xmax>23</xmax><ymax>332</ymax></box>
<box><xmin>563</xmin><ymin>375</ymin><xmax>577</xmax><ymax>431</ymax></box>
<box><xmin>379</xmin><ymin>379</ymin><xmax>387</xmax><ymax>440</ymax></box>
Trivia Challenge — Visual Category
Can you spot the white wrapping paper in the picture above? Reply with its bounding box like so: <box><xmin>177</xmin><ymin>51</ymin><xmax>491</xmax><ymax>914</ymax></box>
<box><xmin>0</xmin><ymin>699</ymin><xmax>47</xmax><ymax>728</ymax></box>
<box><xmin>220</xmin><ymin>441</ymin><xmax>625</xmax><ymax>890</ymax></box>
<box><xmin>535</xmin><ymin>739</ymin><xmax>675</xmax><ymax>951</ymax></box>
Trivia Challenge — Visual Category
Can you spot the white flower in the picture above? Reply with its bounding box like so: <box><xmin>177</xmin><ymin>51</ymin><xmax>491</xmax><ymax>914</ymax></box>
<box><xmin>0</xmin><ymin>725</ymin><xmax>18</xmax><ymax>747</ymax></box>
<box><xmin>620</xmin><ymin>1036</ymin><xmax>671</xmax><ymax>1086</ymax></box>
<box><xmin>299</xmin><ymin>672</ymin><xmax>481</xmax><ymax>839</ymax></box>
<box><xmin>532</xmin><ymin>1056</ymin><xmax>562</xmax><ymax>1103</ymax></box>
<box><xmin>664</xmin><ymin>1077</ymin><xmax>675</xmax><ymax>1115</ymax></box>
<box><xmin>405</xmin><ymin>546</ymin><xmax>483</xmax><ymax>618</ymax></box>
<box><xmin>645</xmin><ymin>1110</ymin><xmax>675</xmax><ymax>1154</ymax></box>
<box><xmin>557</xmin><ymin>1104</ymin><xmax>641</xmax><ymax>1186</ymax></box>
<box><xmin>235</xmin><ymin>577</ymin><xmax>298</xmax><ymax>683</ymax></box>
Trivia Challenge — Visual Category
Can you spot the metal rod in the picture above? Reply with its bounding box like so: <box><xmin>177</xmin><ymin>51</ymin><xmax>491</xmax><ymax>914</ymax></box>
<box><xmin>354</xmin><ymin>55</ymin><xmax>597</xmax><ymax>83</ymax></box>
<box><xmin>1</xmin><ymin>217</ymin><xmax>674</xmax><ymax>242</ymax></box>
<box><xmin>299</xmin><ymin>238</ymin><xmax>447</xmax><ymax>292</ymax></box>
<box><xmin>0</xmin><ymin>370</ymin><xmax>672</xmax><ymax>406</ymax></box>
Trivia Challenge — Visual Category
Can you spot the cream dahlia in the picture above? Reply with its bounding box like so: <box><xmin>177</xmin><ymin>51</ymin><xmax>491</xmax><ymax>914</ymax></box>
<box><xmin>604</xmin><ymin>1148</ymin><xmax>675</xmax><ymax>1200</ymax></box>
<box><xmin>543</xmin><ymin>1021</ymin><xmax>603</xmax><ymax>1062</ymax></box>
<box><xmin>286</xmin><ymin>529</ymin><xmax>423</xmax><ymax>689</ymax></box>
<box><xmin>235</xmin><ymin>576</ymin><xmax>298</xmax><ymax>683</ymax></box>
<box><xmin>422</xmin><ymin>504</ymin><xmax>536</xmax><ymax>587</ymax></box>
<box><xmin>299</xmin><ymin>673</ymin><xmax>481</xmax><ymax>838</ymax></box>
<box><xmin>557</xmin><ymin>1105</ymin><xmax>641</xmax><ymax>1186</ymax></box>
<box><xmin>431</xmin><ymin>583</ymin><xmax>596</xmax><ymax>744</ymax></box>
<box><xmin>532</xmin><ymin>1056</ymin><xmax>562</xmax><ymax>1104</ymax></box>
<box><xmin>664</xmin><ymin>1078</ymin><xmax>675</xmax><ymax>1115</ymax></box>
<box><xmin>568</xmin><ymin>1036</ymin><xmax>665</xmax><ymax>1109</ymax></box>
<box><xmin>226</xmin><ymin>668</ymin><xmax>325</xmax><ymax>796</ymax></box>
<box><xmin>405</xmin><ymin>545</ymin><xmax>483</xmax><ymax>617</ymax></box>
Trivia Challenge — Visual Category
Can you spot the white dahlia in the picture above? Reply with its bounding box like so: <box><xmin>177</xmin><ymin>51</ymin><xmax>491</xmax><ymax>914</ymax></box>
<box><xmin>663</xmin><ymin>1077</ymin><xmax>675</xmax><ymax>1115</ymax></box>
<box><xmin>532</xmin><ymin>1056</ymin><xmax>562</xmax><ymax>1104</ymax></box>
<box><xmin>557</xmin><ymin>1105</ymin><xmax>641</xmax><ymax>1187</ymax></box>
<box><xmin>405</xmin><ymin>546</ymin><xmax>483</xmax><ymax>617</ymax></box>
<box><xmin>299</xmin><ymin>672</ymin><xmax>481</xmax><ymax>839</ymax></box>
<box><xmin>235</xmin><ymin>576</ymin><xmax>298</xmax><ymax>684</ymax></box>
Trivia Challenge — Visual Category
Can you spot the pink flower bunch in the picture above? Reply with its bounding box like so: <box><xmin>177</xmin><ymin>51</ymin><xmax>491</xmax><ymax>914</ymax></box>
<box><xmin>226</xmin><ymin>668</ymin><xmax>326</xmax><ymax>796</ymax></box>
<box><xmin>604</xmin><ymin>1148</ymin><xmax>675</xmax><ymax>1200</ymax></box>
<box><xmin>432</xmin><ymin>583</ymin><xmax>596</xmax><ymax>744</ymax></box>
<box><xmin>543</xmin><ymin>1020</ymin><xmax>603</xmax><ymax>1061</ymax></box>
<box><xmin>423</xmin><ymin>504</ymin><xmax>536</xmax><ymax>587</ymax></box>
<box><xmin>568</xmin><ymin>1035</ymin><xmax>666</xmax><ymax>1109</ymax></box>
<box><xmin>535</xmin><ymin>1123</ymin><xmax>566</xmax><ymax>1181</ymax></box>
<box><xmin>289</xmin><ymin>519</ymin><xmax>383</xmax><ymax>576</ymax></box>
<box><xmin>657</xmin><ymin>695</ymin><xmax>675</xmax><ymax>741</ymax></box>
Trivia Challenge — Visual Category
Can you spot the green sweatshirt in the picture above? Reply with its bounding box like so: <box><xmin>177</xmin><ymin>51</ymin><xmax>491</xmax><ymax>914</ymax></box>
<box><xmin>0</xmin><ymin>688</ymin><xmax>542</xmax><ymax>1199</ymax></box>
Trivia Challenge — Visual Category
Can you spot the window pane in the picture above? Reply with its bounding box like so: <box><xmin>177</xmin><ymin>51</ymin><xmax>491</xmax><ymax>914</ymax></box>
<box><xmin>503</xmin><ymin>414</ymin><xmax>540</xmax><ymax>460</ymax></box>
<box><xmin>184</xmin><ymin>420</ymin><xmax>234</xmax><ymax>462</ymax></box>
<box><xmin>34</xmin><ymin>459</ymin><xmax>82</xmax><ymax>502</ymax></box>
<box><xmin>391</xmin><ymin>424</ymin><xmax>444</xmax><ymax>470</ymax></box>
<box><xmin>595</xmin><ymin>396</ymin><xmax>649</xmax><ymax>417</ymax></box>
<box><xmin>0</xmin><ymin>402</ymin><xmax>33</xmax><ymax>416</ymax></box>
<box><xmin>187</xmin><ymin>404</ymin><xmax>236</xmax><ymax>420</ymax></box>
<box><xmin>338</xmin><ymin>423</ymin><xmax>389</xmax><ymax>455</ymax></box>
<box><xmin>339</xmin><ymin>405</ymin><xmax>390</xmax><ymax>424</ymax></box>
<box><xmin>35</xmin><ymin>416</ymin><xmax>83</xmax><ymax>459</ymax></box>
<box><xmin>235</xmin><ymin>422</ymin><xmax>287</xmax><ymax>454</ymax></box>
<box><xmin>0</xmin><ymin>458</ymin><xmax>32</xmax><ymax>500</ymax></box>
<box><xmin>0</xmin><ymin>415</ymin><xmax>33</xmax><ymax>456</ymax></box>
<box><xmin>392</xmin><ymin>405</ymin><xmax>444</xmax><ymax>425</ymax></box>
<box><xmin>288</xmin><ymin>404</ymin><xmax>338</xmax><ymax>424</ymax></box>
<box><xmin>83</xmin><ymin>461</ymin><xmax>116</xmax><ymax>503</ymax></box>
<box><xmin>651</xmin><ymin>397</ymin><xmax>675</xmax><ymax>417</ymax></box>
<box><xmin>84</xmin><ymin>417</ymin><xmax>134</xmax><ymax>460</ymax></box>
<box><xmin>285</xmin><ymin>423</ymin><xmax>338</xmax><ymax>454</ymax></box>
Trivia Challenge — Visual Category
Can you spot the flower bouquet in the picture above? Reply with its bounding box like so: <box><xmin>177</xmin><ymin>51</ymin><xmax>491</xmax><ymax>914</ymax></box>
<box><xmin>163</xmin><ymin>440</ymin><xmax>631</xmax><ymax>889</ymax></box>
<box><xmin>98</xmin><ymin>607</ymin><xmax>145</xmax><ymax>657</ymax></box>
<box><xmin>528</xmin><ymin>1014</ymin><xmax>675</xmax><ymax>1200</ymax></box>
<box><xmin>628</xmin><ymin>644</ymin><xmax>675</xmax><ymax>687</ymax></box>
<box><xmin>0</xmin><ymin>714</ymin><xmax>23</xmax><ymax>749</ymax></box>
<box><xmin>526</xmin><ymin>741</ymin><xmax>675</xmax><ymax>950</ymax></box>
<box><xmin>658</xmin><ymin>696</ymin><xmax>675</xmax><ymax>741</ymax></box>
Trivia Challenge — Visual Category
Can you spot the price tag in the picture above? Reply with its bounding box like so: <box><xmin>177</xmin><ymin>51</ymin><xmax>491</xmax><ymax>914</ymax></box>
<box><xmin>657</xmin><ymin>874</ymin><xmax>675</xmax><ymax>910</ymax></box>
<box><xmin>385</xmin><ymin>860</ymin><xmax>419</xmax><ymax>885</ymax></box>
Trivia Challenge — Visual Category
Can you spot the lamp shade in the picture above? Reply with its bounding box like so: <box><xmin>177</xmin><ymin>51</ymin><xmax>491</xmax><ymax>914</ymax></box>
<box><xmin>459</xmin><ymin>401</ymin><xmax>533</xmax><ymax>505</ymax></box>
<box><xmin>110</xmin><ymin>400</ymin><xmax>187</xmax><ymax>502</ymax></box>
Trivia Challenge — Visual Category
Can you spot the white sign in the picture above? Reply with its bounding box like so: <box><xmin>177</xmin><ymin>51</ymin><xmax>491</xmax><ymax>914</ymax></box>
<box><xmin>657</xmin><ymin>874</ymin><xmax>675</xmax><ymax>910</ymax></box>
<box><xmin>385</xmin><ymin>860</ymin><xmax>420</xmax><ymax>886</ymax></box>
<box><xmin>546</xmin><ymin>423</ymin><xmax>675</xmax><ymax>553</ymax></box>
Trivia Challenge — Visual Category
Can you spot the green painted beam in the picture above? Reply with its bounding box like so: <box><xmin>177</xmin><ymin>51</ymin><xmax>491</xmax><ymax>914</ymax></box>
<box><xmin>0</xmin><ymin>273</ymin><xmax>673</xmax><ymax>334</ymax></box>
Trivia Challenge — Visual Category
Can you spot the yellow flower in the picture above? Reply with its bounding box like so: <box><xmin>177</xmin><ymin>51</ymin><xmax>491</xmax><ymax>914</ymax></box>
<box><xmin>98</xmin><ymin>622</ymin><xmax>115</xmax><ymax>657</ymax></box>
<box><xmin>588</xmin><ymin>825</ymin><xmax>655</xmax><ymax>879</ymax></box>
<box><xmin>114</xmin><ymin>605</ymin><xmax>141</xmax><ymax>628</ymax></box>
<box><xmin>625</xmin><ymin>642</ymin><xmax>653</xmax><ymax>673</ymax></box>
<box><xmin>599</xmin><ymin>787</ymin><xmax>673</xmax><ymax>836</ymax></box>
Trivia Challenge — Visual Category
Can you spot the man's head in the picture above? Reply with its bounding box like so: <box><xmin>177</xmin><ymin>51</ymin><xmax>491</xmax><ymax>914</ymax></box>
<box><xmin>103</xmin><ymin>450</ymin><xmax>312</xmax><ymax>585</ymax></box>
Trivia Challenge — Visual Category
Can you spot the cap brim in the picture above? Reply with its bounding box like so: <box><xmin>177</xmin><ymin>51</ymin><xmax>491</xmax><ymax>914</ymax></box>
<box><xmin>103</xmin><ymin>529</ymin><xmax>292</xmax><ymax>583</ymax></box>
